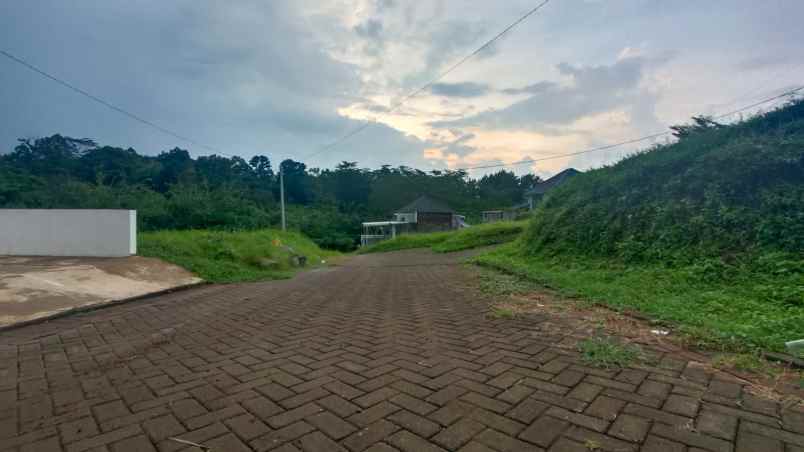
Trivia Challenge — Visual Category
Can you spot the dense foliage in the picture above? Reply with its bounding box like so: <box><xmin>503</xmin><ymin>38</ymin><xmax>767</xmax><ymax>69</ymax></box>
<box><xmin>0</xmin><ymin>137</ymin><xmax>538</xmax><ymax>250</ymax></box>
<box><xmin>523</xmin><ymin>99</ymin><xmax>804</xmax><ymax>261</ymax></box>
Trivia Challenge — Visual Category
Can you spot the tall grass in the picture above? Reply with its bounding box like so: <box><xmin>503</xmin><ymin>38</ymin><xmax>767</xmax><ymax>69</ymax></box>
<box><xmin>139</xmin><ymin>229</ymin><xmax>340</xmax><ymax>283</ymax></box>
<box><xmin>360</xmin><ymin>220</ymin><xmax>526</xmax><ymax>254</ymax></box>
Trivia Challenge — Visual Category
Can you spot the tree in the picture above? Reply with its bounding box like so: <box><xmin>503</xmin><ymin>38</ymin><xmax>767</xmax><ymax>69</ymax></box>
<box><xmin>670</xmin><ymin>116</ymin><xmax>724</xmax><ymax>139</ymax></box>
<box><xmin>7</xmin><ymin>134</ymin><xmax>95</xmax><ymax>178</ymax></box>
<box><xmin>278</xmin><ymin>159</ymin><xmax>313</xmax><ymax>204</ymax></box>
<box><xmin>153</xmin><ymin>148</ymin><xmax>195</xmax><ymax>193</ymax></box>
<box><xmin>478</xmin><ymin>170</ymin><xmax>522</xmax><ymax>204</ymax></box>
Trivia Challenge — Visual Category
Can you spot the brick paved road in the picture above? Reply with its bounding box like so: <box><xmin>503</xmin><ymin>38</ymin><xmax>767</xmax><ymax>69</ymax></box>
<box><xmin>1</xmin><ymin>249</ymin><xmax>802</xmax><ymax>452</ymax></box>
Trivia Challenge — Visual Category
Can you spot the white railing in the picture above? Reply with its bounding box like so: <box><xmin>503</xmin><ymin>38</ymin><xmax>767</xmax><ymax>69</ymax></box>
<box><xmin>360</xmin><ymin>234</ymin><xmax>388</xmax><ymax>247</ymax></box>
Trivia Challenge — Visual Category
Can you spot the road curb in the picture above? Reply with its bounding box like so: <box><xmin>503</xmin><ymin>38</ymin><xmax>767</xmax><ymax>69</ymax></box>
<box><xmin>0</xmin><ymin>281</ymin><xmax>208</xmax><ymax>333</ymax></box>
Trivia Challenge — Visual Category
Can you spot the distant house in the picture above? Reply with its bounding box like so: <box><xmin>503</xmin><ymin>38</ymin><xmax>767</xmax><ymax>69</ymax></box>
<box><xmin>361</xmin><ymin>195</ymin><xmax>465</xmax><ymax>246</ymax></box>
<box><xmin>523</xmin><ymin>168</ymin><xmax>581</xmax><ymax>209</ymax></box>
<box><xmin>481</xmin><ymin>168</ymin><xmax>581</xmax><ymax>223</ymax></box>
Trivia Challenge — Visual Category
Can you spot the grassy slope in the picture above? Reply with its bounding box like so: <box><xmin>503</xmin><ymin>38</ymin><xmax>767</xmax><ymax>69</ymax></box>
<box><xmin>476</xmin><ymin>245</ymin><xmax>803</xmax><ymax>352</ymax></box>
<box><xmin>476</xmin><ymin>102</ymin><xmax>804</xmax><ymax>352</ymax></box>
<box><xmin>360</xmin><ymin>220</ymin><xmax>527</xmax><ymax>254</ymax></box>
<box><xmin>139</xmin><ymin>229</ymin><xmax>340</xmax><ymax>283</ymax></box>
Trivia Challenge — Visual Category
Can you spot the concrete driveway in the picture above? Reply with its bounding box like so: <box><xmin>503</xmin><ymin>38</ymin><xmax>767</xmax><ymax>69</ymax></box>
<box><xmin>0</xmin><ymin>256</ymin><xmax>201</xmax><ymax>328</ymax></box>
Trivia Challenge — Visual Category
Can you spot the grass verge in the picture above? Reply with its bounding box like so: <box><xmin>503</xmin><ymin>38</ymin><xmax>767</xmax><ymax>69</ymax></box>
<box><xmin>474</xmin><ymin>243</ymin><xmax>804</xmax><ymax>353</ymax></box>
<box><xmin>360</xmin><ymin>220</ymin><xmax>526</xmax><ymax>254</ymax></box>
<box><xmin>139</xmin><ymin>229</ymin><xmax>340</xmax><ymax>283</ymax></box>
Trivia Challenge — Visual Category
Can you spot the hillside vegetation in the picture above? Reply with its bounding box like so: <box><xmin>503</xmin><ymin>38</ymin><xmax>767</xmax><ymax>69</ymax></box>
<box><xmin>139</xmin><ymin>229</ymin><xmax>339</xmax><ymax>283</ymax></box>
<box><xmin>478</xmin><ymin>100</ymin><xmax>804</xmax><ymax>352</ymax></box>
<box><xmin>361</xmin><ymin>221</ymin><xmax>526</xmax><ymax>254</ymax></box>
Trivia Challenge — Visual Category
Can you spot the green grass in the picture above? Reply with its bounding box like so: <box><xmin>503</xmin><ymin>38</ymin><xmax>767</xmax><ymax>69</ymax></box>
<box><xmin>488</xmin><ymin>307</ymin><xmax>516</xmax><ymax>319</ymax></box>
<box><xmin>139</xmin><ymin>229</ymin><xmax>340</xmax><ymax>283</ymax></box>
<box><xmin>578</xmin><ymin>336</ymin><xmax>642</xmax><ymax>369</ymax></box>
<box><xmin>475</xmin><ymin>244</ymin><xmax>804</xmax><ymax>352</ymax></box>
<box><xmin>360</xmin><ymin>220</ymin><xmax>526</xmax><ymax>254</ymax></box>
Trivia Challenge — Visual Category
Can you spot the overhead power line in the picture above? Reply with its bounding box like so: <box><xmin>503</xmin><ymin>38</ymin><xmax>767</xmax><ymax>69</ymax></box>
<box><xmin>0</xmin><ymin>49</ymin><xmax>231</xmax><ymax>157</ymax></box>
<box><xmin>302</xmin><ymin>0</ymin><xmax>551</xmax><ymax>160</ymax></box>
<box><xmin>452</xmin><ymin>84</ymin><xmax>804</xmax><ymax>172</ymax></box>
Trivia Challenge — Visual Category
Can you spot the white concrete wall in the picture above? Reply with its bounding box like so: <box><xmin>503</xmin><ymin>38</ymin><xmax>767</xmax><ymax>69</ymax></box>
<box><xmin>0</xmin><ymin>209</ymin><xmax>137</xmax><ymax>257</ymax></box>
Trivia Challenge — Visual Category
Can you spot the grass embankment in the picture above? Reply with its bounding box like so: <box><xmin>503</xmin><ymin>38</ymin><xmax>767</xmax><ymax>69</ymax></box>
<box><xmin>139</xmin><ymin>229</ymin><xmax>340</xmax><ymax>283</ymax></box>
<box><xmin>476</xmin><ymin>245</ymin><xmax>803</xmax><ymax>352</ymax></box>
<box><xmin>360</xmin><ymin>220</ymin><xmax>526</xmax><ymax>254</ymax></box>
<box><xmin>476</xmin><ymin>101</ymin><xmax>804</xmax><ymax>353</ymax></box>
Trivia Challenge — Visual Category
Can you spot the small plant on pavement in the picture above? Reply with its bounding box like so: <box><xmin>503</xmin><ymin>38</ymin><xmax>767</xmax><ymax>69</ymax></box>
<box><xmin>488</xmin><ymin>307</ymin><xmax>515</xmax><ymax>319</ymax></box>
<box><xmin>579</xmin><ymin>335</ymin><xmax>642</xmax><ymax>369</ymax></box>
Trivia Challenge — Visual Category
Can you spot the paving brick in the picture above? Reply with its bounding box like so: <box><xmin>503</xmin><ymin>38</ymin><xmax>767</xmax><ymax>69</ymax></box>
<box><xmin>65</xmin><ymin>425</ymin><xmax>142</xmax><ymax>452</ymax></box>
<box><xmin>506</xmin><ymin>397</ymin><xmax>549</xmax><ymax>424</ymax></box>
<box><xmin>642</xmin><ymin>434</ymin><xmax>685</xmax><ymax>452</ymax></box>
<box><xmin>110</xmin><ymin>434</ymin><xmax>156</xmax><ymax>452</ymax></box>
<box><xmin>662</xmin><ymin>394</ymin><xmax>700</xmax><ymax>417</ymax></box>
<box><xmin>741</xmin><ymin>421</ymin><xmax>804</xmax><ymax>448</ymax></box>
<box><xmin>185</xmin><ymin>404</ymin><xmax>246</xmax><ymax>430</ymax></box>
<box><xmin>519</xmin><ymin>415</ymin><xmax>569</xmax><ymax>448</ymax></box>
<box><xmin>622</xmin><ymin>403</ymin><xmax>692</xmax><ymax>427</ymax></box>
<box><xmin>342</xmin><ymin>420</ymin><xmax>399</xmax><ymax>452</ymax></box>
<box><xmin>387</xmin><ymin>430</ymin><xmax>447</xmax><ymax>452</ymax></box>
<box><xmin>251</xmin><ymin>421</ymin><xmax>315</xmax><ymax>451</ymax></box>
<box><xmin>349</xmin><ymin>401</ymin><xmax>401</xmax><ymax>427</ymax></box>
<box><xmin>268</xmin><ymin>403</ymin><xmax>324</xmax><ymax>429</ymax></box>
<box><xmin>20</xmin><ymin>436</ymin><xmax>61</xmax><ymax>452</ymax></box>
<box><xmin>92</xmin><ymin>401</ymin><xmax>131</xmax><ymax>423</ymax></box>
<box><xmin>432</xmin><ymin>417</ymin><xmax>485</xmax><ymax>450</ymax></box>
<box><xmin>242</xmin><ymin>396</ymin><xmax>284</xmax><ymax>420</ymax></box>
<box><xmin>59</xmin><ymin>417</ymin><xmax>100</xmax><ymax>444</ymax></box>
<box><xmin>563</xmin><ymin>426</ymin><xmax>637</xmax><ymax>452</ymax></box>
<box><xmin>170</xmin><ymin>399</ymin><xmax>208</xmax><ymax>421</ymax></box>
<box><xmin>459</xmin><ymin>392</ymin><xmax>510</xmax><ymax>414</ymax></box>
<box><xmin>225</xmin><ymin>413</ymin><xmax>271</xmax><ymax>441</ymax></box>
<box><xmin>473</xmin><ymin>428</ymin><xmax>542</xmax><ymax>452</ymax></box>
<box><xmin>299</xmin><ymin>431</ymin><xmax>347</xmax><ymax>452</ymax></box>
<box><xmin>566</xmin><ymin>383</ymin><xmax>602</xmax><ymax>403</ymax></box>
<box><xmin>584</xmin><ymin>395</ymin><xmax>626</xmax><ymax>421</ymax></box>
<box><xmin>319</xmin><ymin>395</ymin><xmax>362</xmax><ymax>418</ymax></box>
<box><xmin>697</xmin><ymin>409</ymin><xmax>737</xmax><ymax>440</ymax></box>
<box><xmin>651</xmin><ymin>423</ymin><xmax>732</xmax><ymax>452</ymax></box>
<box><xmin>736</xmin><ymin>430</ymin><xmax>783</xmax><ymax>452</ymax></box>
<box><xmin>142</xmin><ymin>414</ymin><xmax>185</xmax><ymax>442</ymax></box>
<box><xmin>355</xmin><ymin>388</ymin><xmax>399</xmax><ymax>409</ymax></box>
<box><xmin>387</xmin><ymin>410</ymin><xmax>441</xmax><ymax>438</ymax></box>
<box><xmin>428</xmin><ymin>401</ymin><xmax>475</xmax><ymax>426</ymax></box>
<box><xmin>308</xmin><ymin>411</ymin><xmax>358</xmax><ymax>440</ymax></box>
<box><xmin>608</xmin><ymin>414</ymin><xmax>650</xmax><ymax>442</ymax></box>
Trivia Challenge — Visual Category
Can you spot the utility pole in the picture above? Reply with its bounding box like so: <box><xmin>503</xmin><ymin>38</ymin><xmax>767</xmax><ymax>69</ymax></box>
<box><xmin>280</xmin><ymin>165</ymin><xmax>286</xmax><ymax>231</ymax></box>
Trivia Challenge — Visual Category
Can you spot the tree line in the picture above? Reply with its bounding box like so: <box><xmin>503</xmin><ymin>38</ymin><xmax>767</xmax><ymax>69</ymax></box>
<box><xmin>0</xmin><ymin>135</ymin><xmax>540</xmax><ymax>250</ymax></box>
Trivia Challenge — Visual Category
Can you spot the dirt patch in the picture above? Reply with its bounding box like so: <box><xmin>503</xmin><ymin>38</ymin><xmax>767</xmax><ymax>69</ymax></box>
<box><xmin>475</xmin><ymin>267</ymin><xmax>804</xmax><ymax>403</ymax></box>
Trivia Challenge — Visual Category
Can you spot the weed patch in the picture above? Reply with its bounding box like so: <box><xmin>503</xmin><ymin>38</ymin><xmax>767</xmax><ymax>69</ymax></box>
<box><xmin>579</xmin><ymin>336</ymin><xmax>642</xmax><ymax>369</ymax></box>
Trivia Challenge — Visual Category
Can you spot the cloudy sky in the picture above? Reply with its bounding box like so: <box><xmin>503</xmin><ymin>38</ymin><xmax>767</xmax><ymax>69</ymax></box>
<box><xmin>1</xmin><ymin>1</ymin><xmax>802</xmax><ymax>177</ymax></box>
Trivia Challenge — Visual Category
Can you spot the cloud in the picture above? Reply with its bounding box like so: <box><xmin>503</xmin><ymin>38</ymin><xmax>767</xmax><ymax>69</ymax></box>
<box><xmin>432</xmin><ymin>53</ymin><xmax>670</xmax><ymax>131</ymax></box>
<box><xmin>429</xmin><ymin>82</ymin><xmax>490</xmax><ymax>98</ymax></box>
<box><xmin>501</xmin><ymin>81</ymin><xmax>556</xmax><ymax>96</ymax></box>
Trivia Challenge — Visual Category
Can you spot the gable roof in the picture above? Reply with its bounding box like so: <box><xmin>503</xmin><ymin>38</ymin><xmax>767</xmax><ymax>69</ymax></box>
<box><xmin>396</xmin><ymin>195</ymin><xmax>454</xmax><ymax>213</ymax></box>
<box><xmin>526</xmin><ymin>168</ymin><xmax>581</xmax><ymax>195</ymax></box>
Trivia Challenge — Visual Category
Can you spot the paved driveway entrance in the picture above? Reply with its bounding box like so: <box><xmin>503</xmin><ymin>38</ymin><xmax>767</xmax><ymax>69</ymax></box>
<box><xmin>0</xmin><ymin>250</ymin><xmax>801</xmax><ymax>451</ymax></box>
